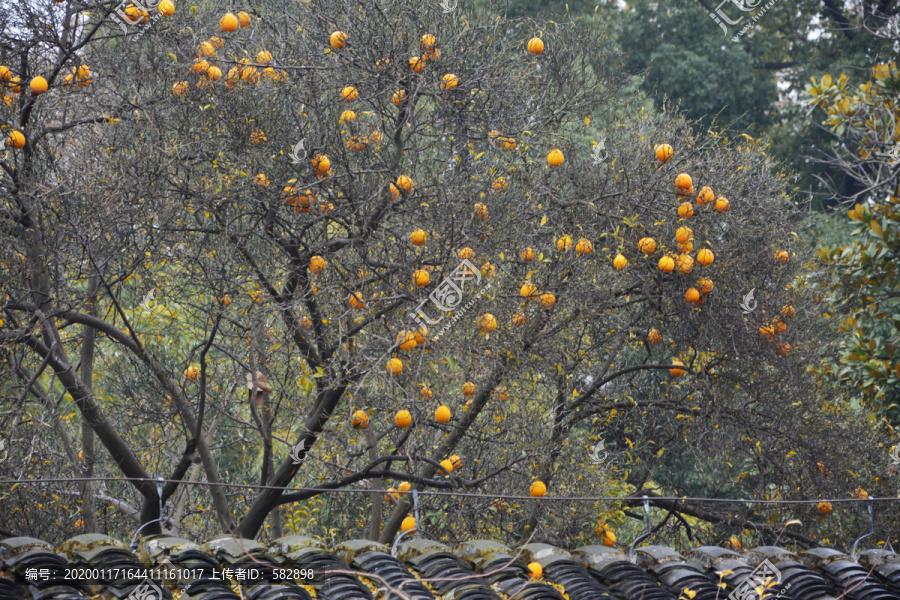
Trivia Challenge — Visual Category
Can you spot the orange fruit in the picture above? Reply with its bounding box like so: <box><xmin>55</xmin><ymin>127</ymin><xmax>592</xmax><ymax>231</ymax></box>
<box><xmin>697</xmin><ymin>186</ymin><xmax>714</xmax><ymax>206</ymax></box>
<box><xmin>396</xmin><ymin>175</ymin><xmax>414</xmax><ymax>194</ymax></box>
<box><xmin>348</xmin><ymin>291</ymin><xmax>366</xmax><ymax>310</ymax></box>
<box><xmin>669</xmin><ymin>359</ymin><xmax>686</xmax><ymax>377</ymax></box>
<box><xmin>638</xmin><ymin>237</ymin><xmax>657</xmax><ymax>255</ymax></box>
<box><xmin>697</xmin><ymin>278</ymin><xmax>713</xmax><ymax>294</ymax></box>
<box><xmin>675</xmin><ymin>173</ymin><xmax>693</xmax><ymax>193</ymax></box>
<box><xmin>450</xmin><ymin>454</ymin><xmax>462</xmax><ymax>469</ymax></box>
<box><xmin>602</xmin><ymin>530</ymin><xmax>616</xmax><ymax>547</ymax></box>
<box><xmin>409</xmin><ymin>56</ymin><xmax>424</xmax><ymax>73</ymax></box>
<box><xmin>440</xmin><ymin>73</ymin><xmax>459</xmax><ymax>89</ymax></box>
<box><xmin>513</xmin><ymin>313</ymin><xmax>527</xmax><ymax>327</ymax></box>
<box><xmin>192</xmin><ymin>59</ymin><xmax>210</xmax><ymax>74</ymax></box>
<box><xmin>539</xmin><ymin>292</ymin><xmax>556</xmax><ymax>309</ymax></box>
<box><xmin>398</xmin><ymin>481</ymin><xmax>411</xmax><ymax>493</ymax></box>
<box><xmin>392</xmin><ymin>90</ymin><xmax>407</xmax><ymax>105</ymax></box>
<box><xmin>527</xmin><ymin>37</ymin><xmax>544</xmax><ymax>54</ymax></box>
<box><xmin>220</xmin><ymin>12</ymin><xmax>239</xmax><ymax>32</ymax></box>
<box><xmin>696</xmin><ymin>249</ymin><xmax>714</xmax><ymax>267</ymax></box>
<box><xmin>256</xmin><ymin>51</ymin><xmax>273</xmax><ymax>64</ymax></box>
<box><xmin>655</xmin><ymin>144</ymin><xmax>673</xmax><ymax>163</ymax></box>
<box><xmin>185</xmin><ymin>365</ymin><xmax>200</xmax><ymax>380</ymax></box>
<box><xmin>782</xmin><ymin>305</ymin><xmax>796</xmax><ymax>319</ymax></box>
<box><xmin>677</xmin><ymin>239</ymin><xmax>694</xmax><ymax>253</ymax></box>
<box><xmin>575</xmin><ymin>239</ymin><xmax>593</xmax><ymax>255</ymax></box>
<box><xmin>387</xmin><ymin>358</ymin><xmax>404</xmax><ymax>376</ymax></box>
<box><xmin>0</xmin><ymin>66</ymin><xmax>10</xmax><ymax>81</ymax></box>
<box><xmin>492</xmin><ymin>177</ymin><xmax>508</xmax><ymax>192</ymax></box>
<box><xmin>397</xmin><ymin>330</ymin><xmax>417</xmax><ymax>352</ymax></box>
<box><xmin>462</xmin><ymin>382</ymin><xmax>476</xmax><ymax>396</ymax></box>
<box><xmin>775</xmin><ymin>341</ymin><xmax>791</xmax><ymax>356</ymax></box>
<box><xmin>773</xmin><ymin>318</ymin><xmax>787</xmax><ymax>334</ymax></box>
<box><xmin>547</xmin><ymin>149</ymin><xmax>564</xmax><ymax>166</ymax></box>
<box><xmin>658</xmin><ymin>255</ymin><xmax>675</xmax><ymax>273</ymax></box>
<box><xmin>413</xmin><ymin>269</ymin><xmax>430</xmax><ymax>288</ymax></box>
<box><xmin>309</xmin><ymin>255</ymin><xmax>326</xmax><ymax>273</ymax></box>
<box><xmin>458</xmin><ymin>247</ymin><xmax>475</xmax><ymax>259</ymax></box>
<box><xmin>477</xmin><ymin>313</ymin><xmax>497</xmax><ymax>334</ymax></box>
<box><xmin>410</xmin><ymin>229</ymin><xmax>427</xmax><ymax>246</ymax></box>
<box><xmin>758</xmin><ymin>325</ymin><xmax>776</xmax><ymax>343</ymax></box>
<box><xmin>474</xmin><ymin>202</ymin><xmax>489</xmax><ymax>221</ymax></box>
<box><xmin>435</xmin><ymin>405</ymin><xmax>452</xmax><ymax>424</ymax></box>
<box><xmin>421</xmin><ymin>34</ymin><xmax>437</xmax><ymax>49</ymax></box>
<box><xmin>675</xmin><ymin>226</ymin><xmax>693</xmax><ymax>244</ymax></box>
<box><xmin>439</xmin><ymin>459</ymin><xmax>454</xmax><ymax>474</ymax></box>
<box><xmin>7</xmin><ymin>130</ymin><xmax>26</xmax><ymax>149</ymax></box>
<box><xmin>395</xmin><ymin>409</ymin><xmax>412</xmax><ymax>427</ymax></box>
<box><xmin>714</xmin><ymin>197</ymin><xmax>730</xmax><ymax>213</ymax></box>
<box><xmin>237</xmin><ymin>11</ymin><xmax>252</xmax><ymax>27</ymax></box>
<box><xmin>675</xmin><ymin>253</ymin><xmax>694</xmax><ymax>274</ymax></box>
<box><xmin>520</xmin><ymin>282</ymin><xmax>538</xmax><ymax>300</ymax></box>
<box><xmin>521</xmin><ymin>247</ymin><xmax>535</xmax><ymax>261</ymax></box>
<box><xmin>299</xmin><ymin>316</ymin><xmax>312</xmax><ymax>328</ymax></box>
<box><xmin>206</xmin><ymin>66</ymin><xmax>222</xmax><ymax>81</ymax></box>
<box><xmin>312</xmin><ymin>154</ymin><xmax>331</xmax><ymax>176</ymax></box>
<box><xmin>774</xmin><ymin>250</ymin><xmax>789</xmax><ymax>263</ymax></box>
<box><xmin>29</xmin><ymin>76</ymin><xmax>48</xmax><ymax>95</ymax></box>
<box><xmin>330</xmin><ymin>31</ymin><xmax>347</xmax><ymax>48</ymax></box>
<box><xmin>76</xmin><ymin>65</ymin><xmax>91</xmax><ymax>86</ymax></box>
<box><xmin>530</xmin><ymin>481</ymin><xmax>547</xmax><ymax>497</ymax></box>
<box><xmin>341</xmin><ymin>86</ymin><xmax>359</xmax><ymax>102</ymax></box>
<box><xmin>419</xmin><ymin>385</ymin><xmax>433</xmax><ymax>400</ymax></box>
<box><xmin>351</xmin><ymin>410</ymin><xmax>369</xmax><ymax>429</ymax></box>
<box><xmin>648</xmin><ymin>329</ymin><xmax>662</xmax><ymax>345</ymax></box>
<box><xmin>613</xmin><ymin>254</ymin><xmax>627</xmax><ymax>271</ymax></box>
<box><xmin>401</xmin><ymin>516</ymin><xmax>417</xmax><ymax>533</ymax></box>
<box><xmin>685</xmin><ymin>288</ymin><xmax>701</xmax><ymax>305</ymax></box>
<box><xmin>817</xmin><ymin>501</ymin><xmax>832</xmax><ymax>515</ymax></box>
<box><xmin>499</xmin><ymin>137</ymin><xmax>517</xmax><ymax>151</ymax></box>
<box><xmin>528</xmin><ymin>563</ymin><xmax>543</xmax><ymax>579</ymax></box>
<box><xmin>677</xmin><ymin>202</ymin><xmax>694</xmax><ymax>219</ymax></box>
<box><xmin>557</xmin><ymin>234</ymin><xmax>573</xmax><ymax>251</ymax></box>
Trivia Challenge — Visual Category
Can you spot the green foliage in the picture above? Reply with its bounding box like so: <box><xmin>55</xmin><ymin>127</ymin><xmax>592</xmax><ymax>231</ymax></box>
<box><xmin>806</xmin><ymin>62</ymin><xmax>900</xmax><ymax>426</ymax></box>
<box><xmin>618</xmin><ymin>0</ymin><xmax>776</xmax><ymax>135</ymax></box>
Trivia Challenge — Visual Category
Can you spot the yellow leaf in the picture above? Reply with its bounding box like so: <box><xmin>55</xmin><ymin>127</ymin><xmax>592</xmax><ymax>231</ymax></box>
<box><xmin>870</xmin><ymin>219</ymin><xmax>883</xmax><ymax>237</ymax></box>
<box><xmin>540</xmin><ymin>216</ymin><xmax>548</xmax><ymax>226</ymax></box>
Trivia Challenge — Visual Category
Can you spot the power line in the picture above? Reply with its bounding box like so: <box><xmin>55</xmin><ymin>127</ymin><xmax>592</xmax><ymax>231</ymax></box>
<box><xmin>2</xmin><ymin>477</ymin><xmax>898</xmax><ymax>504</ymax></box>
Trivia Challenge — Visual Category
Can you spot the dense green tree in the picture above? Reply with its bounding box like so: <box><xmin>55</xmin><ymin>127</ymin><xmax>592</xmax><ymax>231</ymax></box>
<box><xmin>806</xmin><ymin>58</ymin><xmax>900</xmax><ymax>427</ymax></box>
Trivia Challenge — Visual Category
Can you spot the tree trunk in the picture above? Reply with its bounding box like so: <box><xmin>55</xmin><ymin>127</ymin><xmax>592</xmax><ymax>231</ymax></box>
<box><xmin>366</xmin><ymin>425</ymin><xmax>384</xmax><ymax>541</ymax></box>
<box><xmin>78</xmin><ymin>274</ymin><xmax>100</xmax><ymax>532</ymax></box>
<box><xmin>235</xmin><ymin>382</ymin><xmax>348</xmax><ymax>539</ymax></box>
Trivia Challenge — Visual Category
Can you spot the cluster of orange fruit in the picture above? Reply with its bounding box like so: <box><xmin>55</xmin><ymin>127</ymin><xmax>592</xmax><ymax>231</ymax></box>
<box><xmin>593</xmin><ymin>522</ymin><xmax>617</xmax><ymax>547</ymax></box>
<box><xmin>173</xmin><ymin>13</ymin><xmax>287</xmax><ymax>95</ymax></box>
<box><xmin>758</xmin><ymin>304</ymin><xmax>795</xmax><ymax>356</ymax></box>
<box><xmin>330</xmin><ymin>31</ymin><xmax>458</xmax><ymax>104</ymax></box>
<box><xmin>3</xmin><ymin>64</ymin><xmax>90</xmax><ymax>147</ymax></box>
<box><xmin>118</xmin><ymin>1</ymin><xmax>176</xmax><ymax>23</ymax></box>
<box><xmin>601</xmin><ymin>146</ymin><xmax>731</xmax><ymax>316</ymax></box>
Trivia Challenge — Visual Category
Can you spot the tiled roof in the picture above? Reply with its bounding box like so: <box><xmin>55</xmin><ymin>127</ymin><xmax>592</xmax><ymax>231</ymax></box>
<box><xmin>2</xmin><ymin>534</ymin><xmax>900</xmax><ymax>600</ymax></box>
